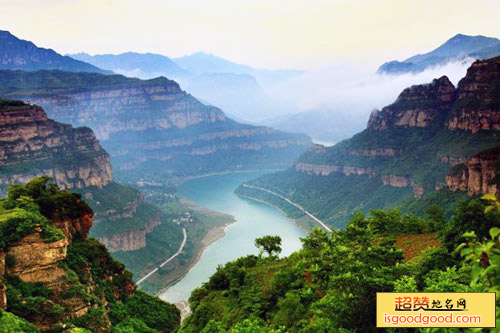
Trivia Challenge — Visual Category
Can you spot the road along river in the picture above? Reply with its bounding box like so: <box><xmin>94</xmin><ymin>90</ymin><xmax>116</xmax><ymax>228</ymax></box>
<box><xmin>160</xmin><ymin>172</ymin><xmax>306</xmax><ymax>304</ymax></box>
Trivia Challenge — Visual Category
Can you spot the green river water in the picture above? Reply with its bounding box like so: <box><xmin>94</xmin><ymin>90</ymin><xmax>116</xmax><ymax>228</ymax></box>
<box><xmin>160</xmin><ymin>172</ymin><xmax>306</xmax><ymax>303</ymax></box>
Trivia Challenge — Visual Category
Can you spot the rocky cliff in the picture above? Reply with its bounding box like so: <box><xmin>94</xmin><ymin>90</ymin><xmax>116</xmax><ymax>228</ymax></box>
<box><xmin>0</xmin><ymin>178</ymin><xmax>180</xmax><ymax>331</ymax></box>
<box><xmin>0</xmin><ymin>99</ymin><xmax>112</xmax><ymax>192</ymax></box>
<box><xmin>446</xmin><ymin>146</ymin><xmax>500</xmax><ymax>197</ymax></box>
<box><xmin>0</xmin><ymin>99</ymin><xmax>165</xmax><ymax>254</ymax></box>
<box><xmin>240</xmin><ymin>57</ymin><xmax>500</xmax><ymax>228</ymax></box>
<box><xmin>94</xmin><ymin>198</ymin><xmax>163</xmax><ymax>252</ymax></box>
<box><xmin>0</xmin><ymin>70</ymin><xmax>311</xmax><ymax>182</ymax></box>
<box><xmin>367</xmin><ymin>76</ymin><xmax>455</xmax><ymax>130</ymax></box>
<box><xmin>448</xmin><ymin>56</ymin><xmax>500</xmax><ymax>132</ymax></box>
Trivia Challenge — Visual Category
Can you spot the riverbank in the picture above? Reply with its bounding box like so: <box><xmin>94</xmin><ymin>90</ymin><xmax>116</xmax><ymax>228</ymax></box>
<box><xmin>236</xmin><ymin>193</ymin><xmax>313</xmax><ymax>233</ymax></box>
<box><xmin>241</xmin><ymin>184</ymin><xmax>332</xmax><ymax>232</ymax></box>
<box><xmin>168</xmin><ymin>211</ymin><xmax>235</xmax><ymax>320</ymax></box>
<box><xmin>157</xmin><ymin>206</ymin><xmax>236</xmax><ymax>293</ymax></box>
<box><xmin>160</xmin><ymin>172</ymin><xmax>305</xmax><ymax>305</ymax></box>
<box><xmin>133</xmin><ymin>198</ymin><xmax>235</xmax><ymax>295</ymax></box>
<box><xmin>178</xmin><ymin>169</ymin><xmax>283</xmax><ymax>182</ymax></box>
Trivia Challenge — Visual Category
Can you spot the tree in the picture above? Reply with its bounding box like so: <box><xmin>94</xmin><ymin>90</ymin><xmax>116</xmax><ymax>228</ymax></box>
<box><xmin>255</xmin><ymin>235</ymin><xmax>282</xmax><ymax>258</ymax></box>
<box><xmin>440</xmin><ymin>198</ymin><xmax>500</xmax><ymax>251</ymax></box>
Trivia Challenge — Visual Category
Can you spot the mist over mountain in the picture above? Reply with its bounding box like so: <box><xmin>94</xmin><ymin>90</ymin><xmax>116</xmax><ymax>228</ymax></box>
<box><xmin>172</xmin><ymin>51</ymin><xmax>302</xmax><ymax>88</ymax></box>
<box><xmin>378</xmin><ymin>33</ymin><xmax>500</xmax><ymax>74</ymax></box>
<box><xmin>69</xmin><ymin>52</ymin><xmax>191</xmax><ymax>80</ymax></box>
<box><xmin>241</xmin><ymin>56</ymin><xmax>500</xmax><ymax>228</ymax></box>
<box><xmin>0</xmin><ymin>30</ymin><xmax>109</xmax><ymax>74</ymax></box>
<box><xmin>68</xmin><ymin>50</ymin><xmax>302</xmax><ymax>122</ymax></box>
<box><xmin>182</xmin><ymin>72</ymin><xmax>288</xmax><ymax>121</ymax></box>
<box><xmin>263</xmin><ymin>59</ymin><xmax>472</xmax><ymax>142</ymax></box>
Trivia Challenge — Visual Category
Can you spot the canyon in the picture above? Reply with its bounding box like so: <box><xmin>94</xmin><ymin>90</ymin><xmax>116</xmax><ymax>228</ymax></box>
<box><xmin>0</xmin><ymin>70</ymin><xmax>311</xmax><ymax>183</ymax></box>
<box><xmin>239</xmin><ymin>57</ymin><xmax>500</xmax><ymax>228</ymax></box>
<box><xmin>0</xmin><ymin>100</ymin><xmax>169</xmax><ymax>253</ymax></box>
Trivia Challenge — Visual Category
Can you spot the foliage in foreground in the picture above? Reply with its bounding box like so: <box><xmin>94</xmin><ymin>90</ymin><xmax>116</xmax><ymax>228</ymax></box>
<box><xmin>181</xmin><ymin>197</ymin><xmax>500</xmax><ymax>331</ymax></box>
<box><xmin>0</xmin><ymin>177</ymin><xmax>180</xmax><ymax>332</ymax></box>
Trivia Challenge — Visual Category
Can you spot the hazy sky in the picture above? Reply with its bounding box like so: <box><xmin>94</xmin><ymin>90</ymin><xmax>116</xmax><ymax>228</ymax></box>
<box><xmin>1</xmin><ymin>0</ymin><xmax>499</xmax><ymax>70</ymax></box>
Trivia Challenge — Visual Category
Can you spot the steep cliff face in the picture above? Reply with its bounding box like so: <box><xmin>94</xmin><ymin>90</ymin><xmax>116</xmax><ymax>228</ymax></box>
<box><xmin>448</xmin><ymin>56</ymin><xmax>500</xmax><ymax>132</ymax></box>
<box><xmin>295</xmin><ymin>162</ymin><xmax>377</xmax><ymax>177</ymax></box>
<box><xmin>240</xmin><ymin>57</ymin><xmax>500</xmax><ymax>228</ymax></box>
<box><xmin>23</xmin><ymin>78</ymin><xmax>225</xmax><ymax>141</ymax></box>
<box><xmin>0</xmin><ymin>100</ymin><xmax>112</xmax><ymax>191</ymax></box>
<box><xmin>94</xmin><ymin>199</ymin><xmax>163</xmax><ymax>252</ymax></box>
<box><xmin>0</xmin><ymin>99</ymin><xmax>167</xmax><ymax>254</ymax></box>
<box><xmin>5</xmin><ymin>233</ymin><xmax>69</xmax><ymax>285</ymax></box>
<box><xmin>0</xmin><ymin>179</ymin><xmax>180</xmax><ymax>331</ymax></box>
<box><xmin>368</xmin><ymin>76</ymin><xmax>455</xmax><ymax>130</ymax></box>
<box><xmin>0</xmin><ymin>70</ymin><xmax>311</xmax><ymax>181</ymax></box>
<box><xmin>349</xmin><ymin>148</ymin><xmax>402</xmax><ymax>157</ymax></box>
<box><xmin>446</xmin><ymin>146</ymin><xmax>500</xmax><ymax>197</ymax></box>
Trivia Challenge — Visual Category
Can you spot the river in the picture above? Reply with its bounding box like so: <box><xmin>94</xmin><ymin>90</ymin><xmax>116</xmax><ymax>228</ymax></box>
<box><xmin>160</xmin><ymin>172</ymin><xmax>306</xmax><ymax>304</ymax></box>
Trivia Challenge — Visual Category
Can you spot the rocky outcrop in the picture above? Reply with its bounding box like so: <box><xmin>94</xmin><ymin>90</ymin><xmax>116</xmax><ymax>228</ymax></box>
<box><xmin>6</xmin><ymin>233</ymin><xmax>69</xmax><ymax>286</ymax></box>
<box><xmin>94</xmin><ymin>193</ymin><xmax>143</xmax><ymax>223</ymax></box>
<box><xmin>0</xmin><ymin>70</ymin><xmax>311</xmax><ymax>179</ymax></box>
<box><xmin>295</xmin><ymin>162</ymin><xmax>424</xmax><ymax>196</ymax></box>
<box><xmin>448</xmin><ymin>57</ymin><xmax>500</xmax><ymax>132</ymax></box>
<box><xmin>381</xmin><ymin>174</ymin><xmax>410</xmax><ymax>187</ymax></box>
<box><xmin>0</xmin><ymin>101</ymin><xmax>112</xmax><ymax>190</ymax></box>
<box><xmin>295</xmin><ymin>162</ymin><xmax>377</xmax><ymax>177</ymax></box>
<box><xmin>97</xmin><ymin>206</ymin><xmax>162</xmax><ymax>252</ymax></box>
<box><xmin>370</xmin><ymin>57</ymin><xmax>500</xmax><ymax>134</ymax></box>
<box><xmin>441</xmin><ymin>156</ymin><xmax>468</xmax><ymax>166</ymax></box>
<box><xmin>349</xmin><ymin>148</ymin><xmax>401</xmax><ymax>157</ymax></box>
<box><xmin>0</xmin><ymin>179</ymin><xmax>156</xmax><ymax>331</ymax></box>
<box><xmin>52</xmin><ymin>211</ymin><xmax>94</xmax><ymax>242</ymax></box>
<box><xmin>446</xmin><ymin>147</ymin><xmax>500</xmax><ymax>197</ymax></box>
<box><xmin>368</xmin><ymin>76</ymin><xmax>455</xmax><ymax>130</ymax></box>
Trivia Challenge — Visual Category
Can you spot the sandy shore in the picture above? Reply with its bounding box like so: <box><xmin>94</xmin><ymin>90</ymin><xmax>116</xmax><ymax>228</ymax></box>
<box><xmin>171</xmin><ymin>218</ymin><xmax>234</xmax><ymax>319</ymax></box>
<box><xmin>159</xmin><ymin>206</ymin><xmax>236</xmax><ymax>307</ymax></box>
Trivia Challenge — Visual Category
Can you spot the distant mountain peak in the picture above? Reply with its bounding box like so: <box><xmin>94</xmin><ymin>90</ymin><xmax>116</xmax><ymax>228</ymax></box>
<box><xmin>0</xmin><ymin>30</ymin><xmax>14</xmax><ymax>37</ymax></box>
<box><xmin>68</xmin><ymin>51</ymin><xmax>190</xmax><ymax>80</ymax></box>
<box><xmin>378</xmin><ymin>33</ymin><xmax>500</xmax><ymax>74</ymax></box>
<box><xmin>190</xmin><ymin>51</ymin><xmax>213</xmax><ymax>57</ymax></box>
<box><xmin>0</xmin><ymin>30</ymin><xmax>109</xmax><ymax>74</ymax></box>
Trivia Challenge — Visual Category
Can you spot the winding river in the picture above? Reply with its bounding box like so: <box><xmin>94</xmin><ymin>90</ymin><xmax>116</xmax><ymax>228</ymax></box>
<box><xmin>160</xmin><ymin>172</ymin><xmax>306</xmax><ymax>304</ymax></box>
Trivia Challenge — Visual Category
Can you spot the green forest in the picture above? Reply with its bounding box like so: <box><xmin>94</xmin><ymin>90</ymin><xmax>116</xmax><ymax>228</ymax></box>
<box><xmin>180</xmin><ymin>197</ymin><xmax>500</xmax><ymax>331</ymax></box>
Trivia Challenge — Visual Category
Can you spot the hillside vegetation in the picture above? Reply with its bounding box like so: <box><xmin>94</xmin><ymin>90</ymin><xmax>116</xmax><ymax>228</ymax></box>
<box><xmin>181</xmin><ymin>198</ymin><xmax>500</xmax><ymax>331</ymax></box>
<box><xmin>0</xmin><ymin>177</ymin><xmax>180</xmax><ymax>331</ymax></box>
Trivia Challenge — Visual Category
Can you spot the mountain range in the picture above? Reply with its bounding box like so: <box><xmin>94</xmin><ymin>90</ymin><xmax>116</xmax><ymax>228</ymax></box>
<box><xmin>237</xmin><ymin>56</ymin><xmax>500</xmax><ymax>229</ymax></box>
<box><xmin>69</xmin><ymin>51</ymin><xmax>190</xmax><ymax>79</ymax></box>
<box><xmin>265</xmin><ymin>33</ymin><xmax>500</xmax><ymax>143</ymax></box>
<box><xmin>0</xmin><ymin>69</ymin><xmax>311</xmax><ymax>183</ymax></box>
<box><xmin>378</xmin><ymin>33</ymin><xmax>500</xmax><ymax>74</ymax></box>
<box><xmin>0</xmin><ymin>30</ymin><xmax>109</xmax><ymax>74</ymax></box>
<box><xmin>1</xmin><ymin>27</ymin><xmax>500</xmax><ymax>332</ymax></box>
<box><xmin>0</xmin><ymin>31</ymin><xmax>310</xmax><ymax>292</ymax></box>
<box><xmin>70</xmin><ymin>51</ymin><xmax>302</xmax><ymax>121</ymax></box>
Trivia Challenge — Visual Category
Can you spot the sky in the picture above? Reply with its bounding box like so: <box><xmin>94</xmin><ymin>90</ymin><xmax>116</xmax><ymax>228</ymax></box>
<box><xmin>1</xmin><ymin>0</ymin><xmax>499</xmax><ymax>70</ymax></box>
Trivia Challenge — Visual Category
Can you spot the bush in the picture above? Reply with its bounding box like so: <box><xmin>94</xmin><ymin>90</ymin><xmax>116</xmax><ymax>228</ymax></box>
<box><xmin>0</xmin><ymin>310</ymin><xmax>38</xmax><ymax>333</ymax></box>
<box><xmin>123</xmin><ymin>290</ymin><xmax>180</xmax><ymax>332</ymax></box>
<box><xmin>115</xmin><ymin>317</ymin><xmax>156</xmax><ymax>333</ymax></box>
